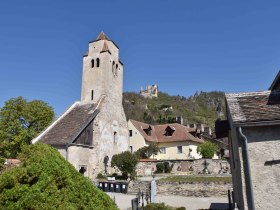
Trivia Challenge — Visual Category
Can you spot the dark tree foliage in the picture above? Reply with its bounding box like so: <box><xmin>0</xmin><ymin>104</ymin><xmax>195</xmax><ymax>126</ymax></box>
<box><xmin>111</xmin><ymin>151</ymin><xmax>138</xmax><ymax>180</ymax></box>
<box><xmin>0</xmin><ymin>97</ymin><xmax>54</xmax><ymax>158</ymax></box>
<box><xmin>134</xmin><ymin>144</ymin><xmax>159</xmax><ymax>159</ymax></box>
<box><xmin>0</xmin><ymin>143</ymin><xmax>118</xmax><ymax>210</ymax></box>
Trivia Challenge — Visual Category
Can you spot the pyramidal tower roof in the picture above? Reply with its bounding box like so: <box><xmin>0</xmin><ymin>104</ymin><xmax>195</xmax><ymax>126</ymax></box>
<box><xmin>96</xmin><ymin>31</ymin><xmax>109</xmax><ymax>41</ymax></box>
<box><xmin>100</xmin><ymin>41</ymin><xmax>111</xmax><ymax>54</ymax></box>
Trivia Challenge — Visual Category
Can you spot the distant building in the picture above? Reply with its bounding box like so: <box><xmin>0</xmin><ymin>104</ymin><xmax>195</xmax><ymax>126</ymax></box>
<box><xmin>140</xmin><ymin>84</ymin><xmax>158</xmax><ymax>98</ymax></box>
<box><xmin>32</xmin><ymin>32</ymin><xmax>129</xmax><ymax>179</ymax></box>
<box><xmin>128</xmin><ymin>119</ymin><xmax>204</xmax><ymax>160</ymax></box>
<box><xmin>216</xmin><ymin>71</ymin><xmax>280</xmax><ymax>210</ymax></box>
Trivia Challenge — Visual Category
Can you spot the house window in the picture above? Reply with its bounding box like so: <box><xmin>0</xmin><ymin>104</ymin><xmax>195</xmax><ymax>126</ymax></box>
<box><xmin>78</xmin><ymin>165</ymin><xmax>87</xmax><ymax>175</ymax></box>
<box><xmin>116</xmin><ymin>64</ymin><xmax>118</xmax><ymax>70</ymax></box>
<box><xmin>129</xmin><ymin>130</ymin><xmax>133</xmax><ymax>137</ymax></box>
<box><xmin>91</xmin><ymin>90</ymin><xmax>94</xmax><ymax>101</ymax></box>
<box><xmin>112</xmin><ymin>61</ymin><xmax>115</xmax><ymax>71</ymax></box>
<box><xmin>159</xmin><ymin>147</ymin><xmax>166</xmax><ymax>154</ymax></box>
<box><xmin>114</xmin><ymin>131</ymin><xmax>117</xmax><ymax>144</ymax></box>
<box><xmin>130</xmin><ymin>146</ymin><xmax>133</xmax><ymax>152</ymax></box>
<box><xmin>96</xmin><ymin>58</ymin><xmax>100</xmax><ymax>67</ymax></box>
<box><xmin>177</xmin><ymin>146</ymin><xmax>183</xmax><ymax>154</ymax></box>
<box><xmin>91</xmin><ymin>59</ymin><xmax>94</xmax><ymax>68</ymax></box>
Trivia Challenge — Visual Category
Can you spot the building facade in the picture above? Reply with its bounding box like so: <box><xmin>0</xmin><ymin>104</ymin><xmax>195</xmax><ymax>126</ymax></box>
<box><xmin>128</xmin><ymin>119</ymin><xmax>204</xmax><ymax>160</ymax></box>
<box><xmin>218</xmin><ymin>71</ymin><xmax>280</xmax><ymax>210</ymax></box>
<box><xmin>32</xmin><ymin>32</ymin><xmax>129</xmax><ymax>179</ymax></box>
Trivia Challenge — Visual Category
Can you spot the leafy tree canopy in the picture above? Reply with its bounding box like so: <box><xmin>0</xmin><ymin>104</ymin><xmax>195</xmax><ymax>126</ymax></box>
<box><xmin>0</xmin><ymin>143</ymin><xmax>118</xmax><ymax>210</ymax></box>
<box><xmin>111</xmin><ymin>151</ymin><xmax>138</xmax><ymax>180</ymax></box>
<box><xmin>0</xmin><ymin>96</ymin><xmax>54</xmax><ymax>158</ymax></box>
<box><xmin>197</xmin><ymin>141</ymin><xmax>218</xmax><ymax>159</ymax></box>
<box><xmin>135</xmin><ymin>144</ymin><xmax>159</xmax><ymax>159</ymax></box>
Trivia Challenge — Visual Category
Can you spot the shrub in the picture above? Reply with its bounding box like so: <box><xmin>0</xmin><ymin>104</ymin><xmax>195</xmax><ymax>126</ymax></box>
<box><xmin>111</xmin><ymin>151</ymin><xmax>138</xmax><ymax>180</ymax></box>
<box><xmin>155</xmin><ymin>163</ymin><xmax>164</xmax><ymax>173</ymax></box>
<box><xmin>0</xmin><ymin>143</ymin><xmax>118</xmax><ymax>210</ymax></box>
<box><xmin>144</xmin><ymin>203</ymin><xmax>185</xmax><ymax>210</ymax></box>
<box><xmin>164</xmin><ymin>162</ymin><xmax>173</xmax><ymax>173</ymax></box>
<box><xmin>197</xmin><ymin>141</ymin><xmax>218</xmax><ymax>159</ymax></box>
<box><xmin>96</xmin><ymin>173</ymin><xmax>106</xmax><ymax>180</ymax></box>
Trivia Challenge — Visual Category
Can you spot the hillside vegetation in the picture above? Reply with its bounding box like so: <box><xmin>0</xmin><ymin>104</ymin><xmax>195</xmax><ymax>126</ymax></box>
<box><xmin>123</xmin><ymin>91</ymin><xmax>225</xmax><ymax>128</ymax></box>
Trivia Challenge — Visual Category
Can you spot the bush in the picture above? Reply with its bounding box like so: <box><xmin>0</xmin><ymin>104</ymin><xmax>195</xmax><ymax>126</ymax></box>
<box><xmin>164</xmin><ymin>161</ymin><xmax>173</xmax><ymax>173</ymax></box>
<box><xmin>96</xmin><ymin>173</ymin><xmax>106</xmax><ymax>180</ymax></box>
<box><xmin>155</xmin><ymin>162</ymin><xmax>173</xmax><ymax>173</ymax></box>
<box><xmin>0</xmin><ymin>143</ymin><xmax>118</xmax><ymax>210</ymax></box>
<box><xmin>197</xmin><ymin>141</ymin><xmax>218</xmax><ymax>159</ymax></box>
<box><xmin>145</xmin><ymin>203</ymin><xmax>173</xmax><ymax>210</ymax></box>
<box><xmin>111</xmin><ymin>151</ymin><xmax>138</xmax><ymax>180</ymax></box>
<box><xmin>155</xmin><ymin>163</ymin><xmax>164</xmax><ymax>173</ymax></box>
<box><xmin>144</xmin><ymin>203</ymin><xmax>185</xmax><ymax>210</ymax></box>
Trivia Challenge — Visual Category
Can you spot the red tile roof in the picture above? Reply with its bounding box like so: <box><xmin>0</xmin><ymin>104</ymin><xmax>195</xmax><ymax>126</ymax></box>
<box><xmin>130</xmin><ymin>119</ymin><xmax>204</xmax><ymax>144</ymax></box>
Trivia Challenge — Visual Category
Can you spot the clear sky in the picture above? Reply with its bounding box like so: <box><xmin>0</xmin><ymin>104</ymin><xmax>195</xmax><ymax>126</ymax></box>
<box><xmin>1</xmin><ymin>1</ymin><xmax>280</xmax><ymax>116</ymax></box>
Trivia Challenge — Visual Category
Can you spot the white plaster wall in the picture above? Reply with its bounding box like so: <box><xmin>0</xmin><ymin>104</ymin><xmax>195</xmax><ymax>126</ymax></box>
<box><xmin>128</xmin><ymin>120</ymin><xmax>146</xmax><ymax>152</ymax></box>
<box><xmin>243</xmin><ymin>126</ymin><xmax>280</xmax><ymax>210</ymax></box>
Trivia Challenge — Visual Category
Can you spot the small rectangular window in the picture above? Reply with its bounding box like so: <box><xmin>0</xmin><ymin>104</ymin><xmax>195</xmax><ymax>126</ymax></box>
<box><xmin>159</xmin><ymin>147</ymin><xmax>166</xmax><ymax>154</ymax></box>
<box><xmin>129</xmin><ymin>130</ymin><xmax>133</xmax><ymax>137</ymax></box>
<box><xmin>177</xmin><ymin>146</ymin><xmax>183</xmax><ymax>154</ymax></box>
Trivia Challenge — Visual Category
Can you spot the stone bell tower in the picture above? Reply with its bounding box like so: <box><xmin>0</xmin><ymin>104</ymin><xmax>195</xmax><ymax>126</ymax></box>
<box><xmin>81</xmin><ymin>31</ymin><xmax>123</xmax><ymax>106</ymax></box>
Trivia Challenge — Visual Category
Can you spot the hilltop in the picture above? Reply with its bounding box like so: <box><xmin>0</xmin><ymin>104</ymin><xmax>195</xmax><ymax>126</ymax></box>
<box><xmin>123</xmin><ymin>91</ymin><xmax>226</xmax><ymax>128</ymax></box>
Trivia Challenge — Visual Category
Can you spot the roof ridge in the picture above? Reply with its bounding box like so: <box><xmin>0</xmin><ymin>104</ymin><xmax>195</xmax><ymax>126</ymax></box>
<box><xmin>31</xmin><ymin>101</ymin><xmax>80</xmax><ymax>144</ymax></box>
<box><xmin>96</xmin><ymin>31</ymin><xmax>109</xmax><ymax>41</ymax></box>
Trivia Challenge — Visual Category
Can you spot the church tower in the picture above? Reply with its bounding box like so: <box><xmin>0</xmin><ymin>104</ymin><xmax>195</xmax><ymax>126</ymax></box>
<box><xmin>81</xmin><ymin>31</ymin><xmax>123</xmax><ymax>106</ymax></box>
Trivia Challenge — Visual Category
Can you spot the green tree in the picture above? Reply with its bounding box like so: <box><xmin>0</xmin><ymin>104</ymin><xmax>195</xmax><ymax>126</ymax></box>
<box><xmin>134</xmin><ymin>144</ymin><xmax>159</xmax><ymax>159</ymax></box>
<box><xmin>0</xmin><ymin>97</ymin><xmax>54</xmax><ymax>158</ymax></box>
<box><xmin>111</xmin><ymin>151</ymin><xmax>138</xmax><ymax>180</ymax></box>
<box><xmin>197</xmin><ymin>141</ymin><xmax>218</xmax><ymax>158</ymax></box>
<box><xmin>0</xmin><ymin>143</ymin><xmax>118</xmax><ymax>210</ymax></box>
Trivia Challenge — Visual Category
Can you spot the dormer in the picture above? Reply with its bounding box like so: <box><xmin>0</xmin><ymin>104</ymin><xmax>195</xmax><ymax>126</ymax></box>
<box><xmin>165</xmin><ymin>126</ymin><xmax>175</xmax><ymax>136</ymax></box>
<box><xmin>143</xmin><ymin>125</ymin><xmax>153</xmax><ymax>136</ymax></box>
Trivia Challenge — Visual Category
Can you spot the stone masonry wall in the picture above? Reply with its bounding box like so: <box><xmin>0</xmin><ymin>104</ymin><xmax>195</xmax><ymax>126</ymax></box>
<box><xmin>136</xmin><ymin>159</ymin><xmax>230</xmax><ymax>176</ymax></box>
<box><xmin>128</xmin><ymin>180</ymin><xmax>232</xmax><ymax>197</ymax></box>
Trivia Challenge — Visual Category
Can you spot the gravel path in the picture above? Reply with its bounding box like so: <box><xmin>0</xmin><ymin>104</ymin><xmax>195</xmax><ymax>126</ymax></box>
<box><xmin>107</xmin><ymin>192</ymin><xmax>229</xmax><ymax>210</ymax></box>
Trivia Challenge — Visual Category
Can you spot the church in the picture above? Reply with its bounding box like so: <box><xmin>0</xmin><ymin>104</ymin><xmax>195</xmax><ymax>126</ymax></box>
<box><xmin>32</xmin><ymin>32</ymin><xmax>129</xmax><ymax>179</ymax></box>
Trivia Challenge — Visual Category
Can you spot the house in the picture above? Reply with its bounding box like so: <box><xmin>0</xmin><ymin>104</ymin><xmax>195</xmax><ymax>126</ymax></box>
<box><xmin>128</xmin><ymin>119</ymin><xmax>204</xmax><ymax>160</ymax></box>
<box><xmin>218</xmin><ymin>71</ymin><xmax>280</xmax><ymax>210</ymax></box>
<box><xmin>32</xmin><ymin>32</ymin><xmax>129</xmax><ymax>179</ymax></box>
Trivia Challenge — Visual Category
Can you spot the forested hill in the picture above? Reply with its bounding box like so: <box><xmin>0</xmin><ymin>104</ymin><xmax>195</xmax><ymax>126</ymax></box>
<box><xmin>123</xmin><ymin>91</ymin><xmax>226</xmax><ymax>128</ymax></box>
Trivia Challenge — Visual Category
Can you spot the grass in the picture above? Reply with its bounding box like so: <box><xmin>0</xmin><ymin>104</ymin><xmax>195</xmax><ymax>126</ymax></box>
<box><xmin>158</xmin><ymin>175</ymin><xmax>232</xmax><ymax>183</ymax></box>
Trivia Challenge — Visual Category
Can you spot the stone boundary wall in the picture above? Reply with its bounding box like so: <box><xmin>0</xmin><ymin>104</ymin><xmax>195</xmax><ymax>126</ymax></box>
<box><xmin>136</xmin><ymin>159</ymin><xmax>230</xmax><ymax>176</ymax></box>
<box><xmin>128</xmin><ymin>180</ymin><xmax>232</xmax><ymax>197</ymax></box>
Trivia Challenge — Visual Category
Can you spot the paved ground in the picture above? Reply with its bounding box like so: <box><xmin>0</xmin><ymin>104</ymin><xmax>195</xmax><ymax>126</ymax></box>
<box><xmin>107</xmin><ymin>192</ymin><xmax>229</xmax><ymax>210</ymax></box>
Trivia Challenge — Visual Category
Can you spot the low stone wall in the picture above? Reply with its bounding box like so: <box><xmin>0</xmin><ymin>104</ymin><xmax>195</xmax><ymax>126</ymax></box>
<box><xmin>128</xmin><ymin>180</ymin><xmax>232</xmax><ymax>197</ymax></box>
<box><xmin>136</xmin><ymin>159</ymin><xmax>230</xmax><ymax>176</ymax></box>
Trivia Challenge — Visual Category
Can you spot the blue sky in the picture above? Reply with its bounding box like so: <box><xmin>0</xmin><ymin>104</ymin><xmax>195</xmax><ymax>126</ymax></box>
<box><xmin>1</xmin><ymin>1</ymin><xmax>280</xmax><ymax>116</ymax></box>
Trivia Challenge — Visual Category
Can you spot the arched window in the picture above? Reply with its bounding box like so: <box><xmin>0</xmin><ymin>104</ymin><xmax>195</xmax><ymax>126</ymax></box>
<box><xmin>91</xmin><ymin>59</ymin><xmax>94</xmax><ymax>68</ymax></box>
<box><xmin>114</xmin><ymin>131</ymin><xmax>117</xmax><ymax>144</ymax></box>
<box><xmin>96</xmin><ymin>58</ymin><xmax>100</xmax><ymax>67</ymax></box>
<box><xmin>116</xmin><ymin>64</ymin><xmax>118</xmax><ymax>70</ymax></box>
<box><xmin>112</xmin><ymin>61</ymin><xmax>115</xmax><ymax>72</ymax></box>
<box><xmin>91</xmin><ymin>90</ymin><xmax>94</xmax><ymax>101</ymax></box>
